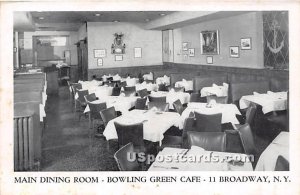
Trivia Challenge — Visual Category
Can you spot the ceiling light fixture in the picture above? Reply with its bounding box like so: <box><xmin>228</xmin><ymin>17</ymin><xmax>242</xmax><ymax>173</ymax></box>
<box><xmin>95</xmin><ymin>13</ymin><xmax>101</xmax><ymax>17</ymax></box>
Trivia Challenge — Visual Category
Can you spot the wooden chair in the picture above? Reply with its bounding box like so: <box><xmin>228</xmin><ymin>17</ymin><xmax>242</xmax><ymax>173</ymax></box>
<box><xmin>194</xmin><ymin>112</ymin><xmax>222</xmax><ymax>132</ymax></box>
<box><xmin>75</xmin><ymin>90</ymin><xmax>89</xmax><ymax>120</ymax></box>
<box><xmin>158</xmin><ymin>84</ymin><xmax>168</xmax><ymax>91</ymax></box>
<box><xmin>100</xmin><ymin>107</ymin><xmax>117</xmax><ymax>127</ymax></box>
<box><xmin>87</xmin><ymin>102</ymin><xmax>107</xmax><ymax>131</ymax></box>
<box><xmin>112</xmin><ymin>87</ymin><xmax>121</xmax><ymax>96</ymax></box>
<box><xmin>148</xmin><ymin>96</ymin><xmax>166</xmax><ymax>103</ymax></box>
<box><xmin>84</xmin><ymin>93</ymin><xmax>97</xmax><ymax>103</ymax></box>
<box><xmin>190</xmin><ymin>93</ymin><xmax>206</xmax><ymax>103</ymax></box>
<box><xmin>148</xmin><ymin>102</ymin><xmax>169</xmax><ymax>112</ymax></box>
<box><xmin>114</xmin><ymin>121</ymin><xmax>145</xmax><ymax>153</ymax></box>
<box><xmin>172</xmin><ymin>99</ymin><xmax>185</xmax><ymax>115</ymax></box>
<box><xmin>186</xmin><ymin>131</ymin><xmax>227</xmax><ymax>152</ymax></box>
<box><xmin>137</xmin><ymin>89</ymin><xmax>148</xmax><ymax>98</ymax></box>
<box><xmin>114</xmin><ymin>143</ymin><xmax>141</xmax><ymax>171</ymax></box>
<box><xmin>135</xmin><ymin>97</ymin><xmax>147</xmax><ymax>110</ymax></box>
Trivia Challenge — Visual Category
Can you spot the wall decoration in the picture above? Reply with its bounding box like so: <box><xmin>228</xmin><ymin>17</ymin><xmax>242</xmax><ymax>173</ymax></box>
<box><xmin>240</xmin><ymin>38</ymin><xmax>252</xmax><ymax>50</ymax></box>
<box><xmin>111</xmin><ymin>33</ymin><xmax>126</xmax><ymax>54</ymax></box>
<box><xmin>134</xmin><ymin>47</ymin><xmax>142</xmax><ymax>58</ymax></box>
<box><xmin>94</xmin><ymin>49</ymin><xmax>106</xmax><ymax>58</ymax></box>
<box><xmin>97</xmin><ymin>58</ymin><xmax>103</xmax><ymax>66</ymax></box>
<box><xmin>206</xmin><ymin>56</ymin><xmax>213</xmax><ymax>64</ymax></box>
<box><xmin>183</xmin><ymin>54</ymin><xmax>188</xmax><ymax>61</ymax></box>
<box><xmin>182</xmin><ymin>42</ymin><xmax>188</xmax><ymax>51</ymax></box>
<box><xmin>115</xmin><ymin>55</ymin><xmax>123</xmax><ymax>61</ymax></box>
<box><xmin>229</xmin><ymin>46</ymin><xmax>239</xmax><ymax>58</ymax></box>
<box><xmin>188</xmin><ymin>48</ymin><xmax>195</xmax><ymax>57</ymax></box>
<box><xmin>200</xmin><ymin>30</ymin><xmax>219</xmax><ymax>55</ymax></box>
<box><xmin>263</xmin><ymin>11</ymin><xmax>289</xmax><ymax>69</ymax></box>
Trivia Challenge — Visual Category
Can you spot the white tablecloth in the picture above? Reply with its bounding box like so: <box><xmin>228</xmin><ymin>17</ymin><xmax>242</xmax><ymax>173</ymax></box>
<box><xmin>39</xmin><ymin>103</ymin><xmax>46</xmax><ymax>122</ymax></box>
<box><xmin>103</xmin><ymin>109</ymin><xmax>180</xmax><ymax>143</ymax></box>
<box><xmin>135</xmin><ymin>82</ymin><xmax>158</xmax><ymax>92</ymax></box>
<box><xmin>239</xmin><ymin>91</ymin><xmax>287</xmax><ymax>114</ymax></box>
<box><xmin>150</xmin><ymin>91</ymin><xmax>190</xmax><ymax>109</ymax></box>
<box><xmin>75</xmin><ymin>86</ymin><xmax>113</xmax><ymax>99</ymax></box>
<box><xmin>201</xmin><ymin>85</ymin><xmax>228</xmax><ymax>97</ymax></box>
<box><xmin>84</xmin><ymin>96</ymin><xmax>138</xmax><ymax>114</ymax></box>
<box><xmin>179</xmin><ymin>102</ymin><xmax>241</xmax><ymax>129</ymax></box>
<box><xmin>148</xmin><ymin>147</ymin><xmax>253</xmax><ymax>171</ymax></box>
<box><xmin>255</xmin><ymin>132</ymin><xmax>289</xmax><ymax>171</ymax></box>
<box><xmin>175</xmin><ymin>80</ymin><xmax>193</xmax><ymax>91</ymax></box>
<box><xmin>156</xmin><ymin>76</ymin><xmax>170</xmax><ymax>86</ymax></box>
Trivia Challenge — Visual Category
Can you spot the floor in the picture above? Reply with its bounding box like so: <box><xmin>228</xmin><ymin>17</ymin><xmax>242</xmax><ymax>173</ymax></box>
<box><xmin>41</xmin><ymin>86</ymin><xmax>119</xmax><ymax>171</ymax></box>
<box><xmin>41</xmin><ymin>85</ymin><xmax>272</xmax><ymax>171</ymax></box>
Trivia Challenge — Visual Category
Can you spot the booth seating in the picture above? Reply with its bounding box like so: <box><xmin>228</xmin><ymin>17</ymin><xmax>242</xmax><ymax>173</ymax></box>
<box><xmin>14</xmin><ymin>73</ymin><xmax>46</xmax><ymax>171</ymax></box>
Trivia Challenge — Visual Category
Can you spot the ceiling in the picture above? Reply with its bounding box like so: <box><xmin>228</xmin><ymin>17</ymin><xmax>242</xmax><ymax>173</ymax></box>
<box><xmin>27</xmin><ymin>11</ymin><xmax>175</xmax><ymax>31</ymax></box>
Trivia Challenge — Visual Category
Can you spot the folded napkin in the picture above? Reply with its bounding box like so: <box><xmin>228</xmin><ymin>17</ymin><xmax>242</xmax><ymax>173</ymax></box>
<box><xmin>253</xmin><ymin>92</ymin><xmax>260</xmax><ymax>95</ymax></box>
<box><xmin>223</xmin><ymin>83</ymin><xmax>229</xmax><ymax>88</ymax></box>
<box><xmin>212</xmin><ymin>83</ymin><xmax>218</xmax><ymax>87</ymax></box>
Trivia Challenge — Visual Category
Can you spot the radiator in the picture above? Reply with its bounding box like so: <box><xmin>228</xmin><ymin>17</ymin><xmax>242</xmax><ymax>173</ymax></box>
<box><xmin>14</xmin><ymin>116</ymin><xmax>34</xmax><ymax>171</ymax></box>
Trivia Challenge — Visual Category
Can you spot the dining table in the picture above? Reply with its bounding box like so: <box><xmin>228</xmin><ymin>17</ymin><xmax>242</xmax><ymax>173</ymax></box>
<box><xmin>84</xmin><ymin>96</ymin><xmax>138</xmax><ymax>114</ymax></box>
<box><xmin>178</xmin><ymin>102</ymin><xmax>241</xmax><ymax>129</ymax></box>
<box><xmin>200</xmin><ymin>83</ymin><xmax>228</xmax><ymax>97</ymax></box>
<box><xmin>103</xmin><ymin>109</ymin><xmax>181</xmax><ymax>145</ymax></box>
<box><xmin>239</xmin><ymin>91</ymin><xmax>287</xmax><ymax>114</ymax></box>
<box><xmin>255</xmin><ymin>131</ymin><xmax>289</xmax><ymax>171</ymax></box>
<box><xmin>148</xmin><ymin>147</ymin><xmax>253</xmax><ymax>171</ymax></box>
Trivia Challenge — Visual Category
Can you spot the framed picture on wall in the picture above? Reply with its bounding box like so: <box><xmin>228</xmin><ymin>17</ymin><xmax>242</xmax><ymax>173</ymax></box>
<box><xmin>115</xmin><ymin>55</ymin><xmax>123</xmax><ymax>61</ymax></box>
<box><xmin>94</xmin><ymin>49</ymin><xmax>106</xmax><ymax>58</ymax></box>
<box><xmin>97</xmin><ymin>58</ymin><xmax>103</xmax><ymax>66</ymax></box>
<box><xmin>241</xmin><ymin>38</ymin><xmax>252</xmax><ymax>50</ymax></box>
<box><xmin>188</xmin><ymin>48</ymin><xmax>195</xmax><ymax>57</ymax></box>
<box><xmin>206</xmin><ymin>56</ymin><xmax>213</xmax><ymax>64</ymax></box>
<box><xmin>182</xmin><ymin>42</ymin><xmax>188</xmax><ymax>51</ymax></box>
<box><xmin>229</xmin><ymin>46</ymin><xmax>239</xmax><ymax>58</ymax></box>
<box><xmin>200</xmin><ymin>30</ymin><xmax>220</xmax><ymax>55</ymax></box>
<box><xmin>134</xmin><ymin>47</ymin><xmax>142</xmax><ymax>58</ymax></box>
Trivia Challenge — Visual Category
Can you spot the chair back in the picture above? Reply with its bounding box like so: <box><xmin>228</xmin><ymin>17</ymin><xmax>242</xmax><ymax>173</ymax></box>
<box><xmin>77</xmin><ymin>90</ymin><xmax>89</xmax><ymax>103</ymax></box>
<box><xmin>148</xmin><ymin>102</ymin><xmax>169</xmax><ymax>112</ymax></box>
<box><xmin>137</xmin><ymin>89</ymin><xmax>148</xmax><ymax>98</ymax></box>
<box><xmin>187</xmin><ymin>131</ymin><xmax>226</xmax><ymax>152</ymax></box>
<box><xmin>135</xmin><ymin>98</ymin><xmax>147</xmax><ymax>110</ymax></box>
<box><xmin>148</xmin><ymin>96</ymin><xmax>166</xmax><ymax>103</ymax></box>
<box><xmin>114</xmin><ymin>143</ymin><xmax>140</xmax><ymax>171</ymax></box>
<box><xmin>84</xmin><ymin>93</ymin><xmax>97</xmax><ymax>102</ymax></box>
<box><xmin>112</xmin><ymin>87</ymin><xmax>121</xmax><ymax>96</ymax></box>
<box><xmin>158</xmin><ymin>84</ymin><xmax>168</xmax><ymax>91</ymax></box>
<box><xmin>100</xmin><ymin>107</ymin><xmax>117</xmax><ymax>126</ymax></box>
<box><xmin>88</xmin><ymin>102</ymin><xmax>107</xmax><ymax>119</ymax></box>
<box><xmin>275</xmin><ymin>155</ymin><xmax>289</xmax><ymax>171</ymax></box>
<box><xmin>182</xmin><ymin>117</ymin><xmax>197</xmax><ymax>148</ymax></box>
<box><xmin>174</xmin><ymin>87</ymin><xmax>184</xmax><ymax>92</ymax></box>
<box><xmin>114</xmin><ymin>121</ymin><xmax>144</xmax><ymax>149</ymax></box>
<box><xmin>71</xmin><ymin>83</ymin><xmax>82</xmax><ymax>95</ymax></box>
<box><xmin>238</xmin><ymin>123</ymin><xmax>256</xmax><ymax>155</ymax></box>
<box><xmin>119</xmin><ymin>81</ymin><xmax>127</xmax><ymax>88</ymax></box>
<box><xmin>124</xmin><ymin>86</ymin><xmax>136</xmax><ymax>92</ymax></box>
<box><xmin>173</xmin><ymin>99</ymin><xmax>184</xmax><ymax>115</ymax></box>
<box><xmin>245</xmin><ymin>103</ymin><xmax>257</xmax><ymax>126</ymax></box>
<box><xmin>194</xmin><ymin>112</ymin><xmax>222</xmax><ymax>132</ymax></box>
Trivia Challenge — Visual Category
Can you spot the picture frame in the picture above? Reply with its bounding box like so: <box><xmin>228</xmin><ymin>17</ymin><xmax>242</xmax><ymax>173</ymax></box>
<box><xmin>97</xmin><ymin>58</ymin><xmax>103</xmax><ymax>66</ymax></box>
<box><xmin>94</xmin><ymin>49</ymin><xmax>106</xmax><ymax>58</ymax></box>
<box><xmin>206</xmin><ymin>56</ymin><xmax>213</xmax><ymax>64</ymax></box>
<box><xmin>200</xmin><ymin>30</ymin><xmax>220</xmax><ymax>55</ymax></box>
<box><xmin>188</xmin><ymin>48</ymin><xmax>195</xmax><ymax>57</ymax></box>
<box><xmin>134</xmin><ymin>47</ymin><xmax>142</xmax><ymax>58</ymax></box>
<box><xmin>182</xmin><ymin>42</ymin><xmax>188</xmax><ymax>51</ymax></box>
<box><xmin>241</xmin><ymin>38</ymin><xmax>252</xmax><ymax>50</ymax></box>
<box><xmin>115</xmin><ymin>55</ymin><xmax>123</xmax><ymax>61</ymax></box>
<box><xmin>229</xmin><ymin>46</ymin><xmax>239</xmax><ymax>58</ymax></box>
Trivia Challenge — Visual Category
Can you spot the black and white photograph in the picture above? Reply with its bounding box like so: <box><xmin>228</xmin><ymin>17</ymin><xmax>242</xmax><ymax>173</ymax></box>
<box><xmin>1</xmin><ymin>1</ymin><xmax>299</xmax><ymax>195</ymax></box>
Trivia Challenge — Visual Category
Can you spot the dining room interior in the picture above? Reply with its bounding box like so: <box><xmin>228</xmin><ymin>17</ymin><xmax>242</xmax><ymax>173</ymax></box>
<box><xmin>13</xmin><ymin>10</ymin><xmax>289</xmax><ymax>172</ymax></box>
